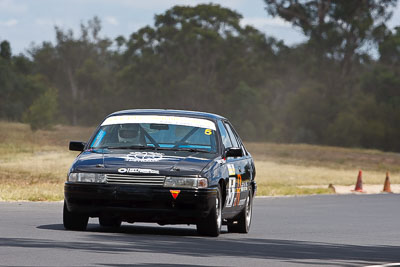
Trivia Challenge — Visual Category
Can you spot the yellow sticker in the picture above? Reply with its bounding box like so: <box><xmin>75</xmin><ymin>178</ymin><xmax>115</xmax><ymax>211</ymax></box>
<box><xmin>204</xmin><ymin>129</ymin><xmax>212</xmax><ymax>135</ymax></box>
<box><xmin>227</xmin><ymin>164</ymin><xmax>236</xmax><ymax>176</ymax></box>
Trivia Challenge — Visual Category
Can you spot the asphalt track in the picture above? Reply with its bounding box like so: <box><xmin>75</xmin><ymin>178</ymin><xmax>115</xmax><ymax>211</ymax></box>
<box><xmin>1</xmin><ymin>194</ymin><xmax>400</xmax><ymax>267</ymax></box>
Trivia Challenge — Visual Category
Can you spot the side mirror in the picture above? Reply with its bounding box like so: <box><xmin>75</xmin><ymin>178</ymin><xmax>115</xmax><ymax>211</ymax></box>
<box><xmin>225</xmin><ymin>147</ymin><xmax>243</xmax><ymax>158</ymax></box>
<box><xmin>69</xmin><ymin>141</ymin><xmax>86</xmax><ymax>151</ymax></box>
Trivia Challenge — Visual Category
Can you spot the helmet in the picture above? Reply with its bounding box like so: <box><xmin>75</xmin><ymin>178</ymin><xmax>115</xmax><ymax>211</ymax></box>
<box><xmin>118</xmin><ymin>124</ymin><xmax>140</xmax><ymax>143</ymax></box>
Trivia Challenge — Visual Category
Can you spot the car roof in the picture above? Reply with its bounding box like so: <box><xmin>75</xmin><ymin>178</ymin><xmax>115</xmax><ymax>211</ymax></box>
<box><xmin>108</xmin><ymin>109</ymin><xmax>226</xmax><ymax>121</ymax></box>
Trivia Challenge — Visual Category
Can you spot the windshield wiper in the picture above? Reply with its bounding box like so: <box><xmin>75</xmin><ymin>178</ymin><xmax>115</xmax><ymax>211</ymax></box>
<box><xmin>178</xmin><ymin>148</ymin><xmax>211</xmax><ymax>153</ymax></box>
<box><xmin>155</xmin><ymin>147</ymin><xmax>211</xmax><ymax>153</ymax></box>
<box><xmin>99</xmin><ymin>145</ymin><xmax>156</xmax><ymax>150</ymax></box>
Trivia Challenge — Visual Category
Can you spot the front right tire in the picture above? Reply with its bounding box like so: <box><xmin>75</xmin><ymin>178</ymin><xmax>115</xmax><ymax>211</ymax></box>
<box><xmin>196</xmin><ymin>185</ymin><xmax>222</xmax><ymax>237</ymax></box>
<box><xmin>63</xmin><ymin>201</ymin><xmax>88</xmax><ymax>231</ymax></box>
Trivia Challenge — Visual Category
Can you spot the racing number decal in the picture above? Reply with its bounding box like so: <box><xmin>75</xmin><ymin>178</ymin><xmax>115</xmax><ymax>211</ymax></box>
<box><xmin>226</xmin><ymin>174</ymin><xmax>242</xmax><ymax>208</ymax></box>
<box><xmin>226</xmin><ymin>177</ymin><xmax>236</xmax><ymax>207</ymax></box>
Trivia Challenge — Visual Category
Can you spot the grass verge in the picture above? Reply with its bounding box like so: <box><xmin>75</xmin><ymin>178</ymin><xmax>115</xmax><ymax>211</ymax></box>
<box><xmin>0</xmin><ymin>121</ymin><xmax>399</xmax><ymax>201</ymax></box>
<box><xmin>0</xmin><ymin>121</ymin><xmax>93</xmax><ymax>201</ymax></box>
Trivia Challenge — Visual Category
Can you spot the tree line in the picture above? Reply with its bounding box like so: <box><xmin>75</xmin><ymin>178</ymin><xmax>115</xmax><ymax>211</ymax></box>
<box><xmin>1</xmin><ymin>1</ymin><xmax>400</xmax><ymax>152</ymax></box>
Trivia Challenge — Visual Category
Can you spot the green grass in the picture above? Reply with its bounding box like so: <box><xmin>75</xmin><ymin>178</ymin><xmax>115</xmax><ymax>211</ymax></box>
<box><xmin>0</xmin><ymin>121</ymin><xmax>399</xmax><ymax>201</ymax></box>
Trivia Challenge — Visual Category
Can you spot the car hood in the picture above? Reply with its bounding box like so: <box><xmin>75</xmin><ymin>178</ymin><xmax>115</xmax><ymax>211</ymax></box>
<box><xmin>71</xmin><ymin>149</ymin><xmax>217</xmax><ymax>176</ymax></box>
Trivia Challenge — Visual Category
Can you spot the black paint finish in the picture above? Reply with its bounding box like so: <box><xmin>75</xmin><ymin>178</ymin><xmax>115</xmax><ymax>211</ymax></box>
<box><xmin>65</xmin><ymin>109</ymin><xmax>256</xmax><ymax>225</ymax></box>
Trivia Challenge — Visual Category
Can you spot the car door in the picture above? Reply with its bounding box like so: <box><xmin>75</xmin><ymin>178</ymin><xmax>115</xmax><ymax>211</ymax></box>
<box><xmin>227</xmin><ymin>121</ymin><xmax>254</xmax><ymax>198</ymax></box>
<box><xmin>217</xmin><ymin>120</ymin><xmax>236</xmax><ymax>216</ymax></box>
<box><xmin>223</xmin><ymin>121</ymin><xmax>249</xmax><ymax>212</ymax></box>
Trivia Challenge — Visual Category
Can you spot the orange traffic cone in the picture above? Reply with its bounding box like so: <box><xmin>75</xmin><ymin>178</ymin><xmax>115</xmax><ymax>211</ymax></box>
<box><xmin>352</xmin><ymin>170</ymin><xmax>365</xmax><ymax>193</ymax></box>
<box><xmin>382</xmin><ymin>172</ymin><xmax>393</xmax><ymax>193</ymax></box>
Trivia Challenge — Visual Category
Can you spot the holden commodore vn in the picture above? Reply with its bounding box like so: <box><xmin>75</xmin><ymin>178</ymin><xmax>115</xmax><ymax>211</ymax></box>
<box><xmin>64</xmin><ymin>109</ymin><xmax>256</xmax><ymax>236</ymax></box>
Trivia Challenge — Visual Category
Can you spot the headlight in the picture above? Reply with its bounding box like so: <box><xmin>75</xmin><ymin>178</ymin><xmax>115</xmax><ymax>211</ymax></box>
<box><xmin>68</xmin><ymin>173</ymin><xmax>106</xmax><ymax>183</ymax></box>
<box><xmin>164</xmin><ymin>177</ymin><xmax>208</xmax><ymax>189</ymax></box>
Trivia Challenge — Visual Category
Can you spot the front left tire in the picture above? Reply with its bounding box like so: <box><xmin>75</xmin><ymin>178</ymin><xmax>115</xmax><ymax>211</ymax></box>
<box><xmin>227</xmin><ymin>188</ymin><xmax>253</xmax><ymax>233</ymax></box>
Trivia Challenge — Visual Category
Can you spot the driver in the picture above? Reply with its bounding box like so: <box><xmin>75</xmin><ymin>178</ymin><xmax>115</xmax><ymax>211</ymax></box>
<box><xmin>118</xmin><ymin>124</ymin><xmax>144</xmax><ymax>144</ymax></box>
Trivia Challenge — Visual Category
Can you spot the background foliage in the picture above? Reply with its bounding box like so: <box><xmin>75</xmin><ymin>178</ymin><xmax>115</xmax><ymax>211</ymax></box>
<box><xmin>1</xmin><ymin>2</ymin><xmax>399</xmax><ymax>151</ymax></box>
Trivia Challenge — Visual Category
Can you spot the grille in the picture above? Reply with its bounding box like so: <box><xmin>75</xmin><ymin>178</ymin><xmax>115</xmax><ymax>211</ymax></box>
<box><xmin>106</xmin><ymin>174</ymin><xmax>165</xmax><ymax>186</ymax></box>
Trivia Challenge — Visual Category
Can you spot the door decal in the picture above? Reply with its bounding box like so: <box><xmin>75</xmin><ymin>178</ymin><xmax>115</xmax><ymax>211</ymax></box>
<box><xmin>235</xmin><ymin>174</ymin><xmax>242</xmax><ymax>206</ymax></box>
<box><xmin>227</xmin><ymin>164</ymin><xmax>235</xmax><ymax>176</ymax></box>
<box><xmin>226</xmin><ymin>174</ymin><xmax>243</xmax><ymax>208</ymax></box>
<box><xmin>226</xmin><ymin>177</ymin><xmax>236</xmax><ymax>207</ymax></box>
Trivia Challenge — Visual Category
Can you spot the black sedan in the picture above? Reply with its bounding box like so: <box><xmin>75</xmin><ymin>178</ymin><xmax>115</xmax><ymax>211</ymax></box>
<box><xmin>64</xmin><ymin>109</ymin><xmax>256</xmax><ymax>236</ymax></box>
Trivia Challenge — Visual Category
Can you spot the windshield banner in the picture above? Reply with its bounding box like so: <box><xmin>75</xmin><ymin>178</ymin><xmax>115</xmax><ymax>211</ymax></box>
<box><xmin>101</xmin><ymin>115</ymin><xmax>216</xmax><ymax>130</ymax></box>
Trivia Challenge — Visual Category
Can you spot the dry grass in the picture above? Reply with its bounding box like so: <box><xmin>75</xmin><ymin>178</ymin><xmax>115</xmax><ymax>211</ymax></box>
<box><xmin>1</xmin><ymin>121</ymin><xmax>399</xmax><ymax>201</ymax></box>
<box><xmin>246</xmin><ymin>142</ymin><xmax>400</xmax><ymax>172</ymax></box>
<box><xmin>0</xmin><ymin>121</ymin><xmax>93</xmax><ymax>201</ymax></box>
<box><xmin>0</xmin><ymin>183</ymin><xmax>65</xmax><ymax>201</ymax></box>
<box><xmin>247</xmin><ymin>142</ymin><xmax>400</xmax><ymax>196</ymax></box>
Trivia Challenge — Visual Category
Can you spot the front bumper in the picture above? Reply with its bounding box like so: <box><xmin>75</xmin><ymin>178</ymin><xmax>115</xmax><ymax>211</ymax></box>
<box><xmin>64</xmin><ymin>183</ymin><xmax>217</xmax><ymax>224</ymax></box>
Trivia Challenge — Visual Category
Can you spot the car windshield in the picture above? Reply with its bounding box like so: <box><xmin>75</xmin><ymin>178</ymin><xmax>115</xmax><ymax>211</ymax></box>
<box><xmin>90</xmin><ymin>115</ymin><xmax>217</xmax><ymax>153</ymax></box>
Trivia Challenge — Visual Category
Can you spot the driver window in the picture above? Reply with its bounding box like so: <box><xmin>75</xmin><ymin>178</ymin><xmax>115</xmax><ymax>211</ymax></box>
<box><xmin>217</xmin><ymin>120</ymin><xmax>232</xmax><ymax>149</ymax></box>
<box><xmin>224</xmin><ymin>122</ymin><xmax>239</xmax><ymax>148</ymax></box>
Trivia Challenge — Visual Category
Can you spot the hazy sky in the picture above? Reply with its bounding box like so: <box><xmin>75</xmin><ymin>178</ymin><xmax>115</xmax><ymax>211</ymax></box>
<box><xmin>0</xmin><ymin>0</ymin><xmax>399</xmax><ymax>55</ymax></box>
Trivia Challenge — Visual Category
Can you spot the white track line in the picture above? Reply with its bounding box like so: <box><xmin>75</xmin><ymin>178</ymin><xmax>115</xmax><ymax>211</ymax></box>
<box><xmin>365</xmin><ymin>263</ymin><xmax>400</xmax><ymax>267</ymax></box>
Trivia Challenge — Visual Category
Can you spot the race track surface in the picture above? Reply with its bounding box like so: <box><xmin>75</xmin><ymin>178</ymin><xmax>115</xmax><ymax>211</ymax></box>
<box><xmin>1</xmin><ymin>194</ymin><xmax>399</xmax><ymax>266</ymax></box>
